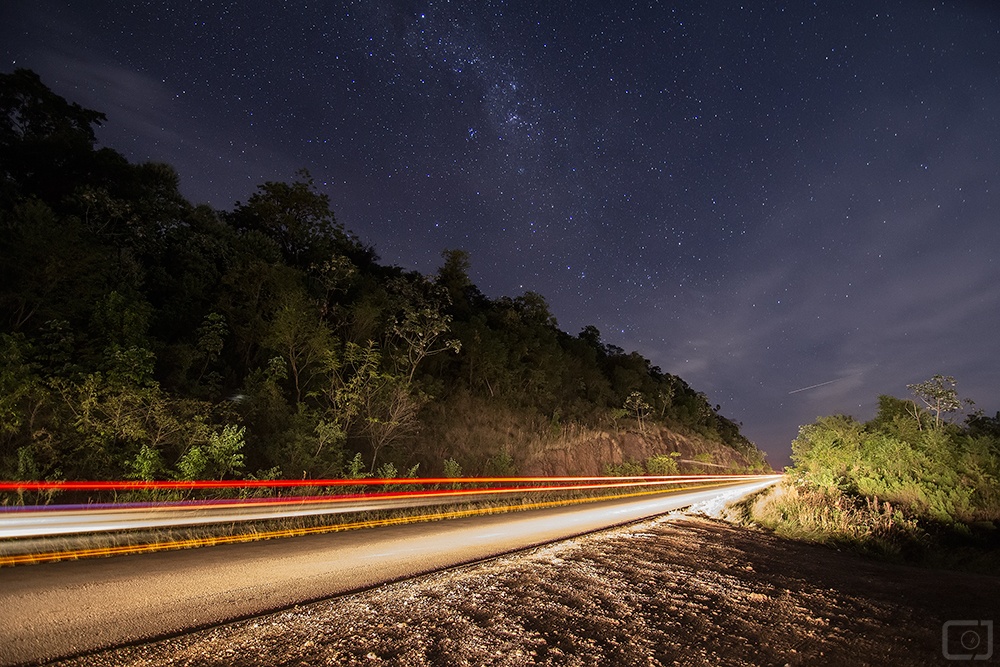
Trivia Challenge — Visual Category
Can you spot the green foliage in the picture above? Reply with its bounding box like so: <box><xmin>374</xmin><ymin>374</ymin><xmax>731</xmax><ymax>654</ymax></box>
<box><xmin>193</xmin><ymin>312</ymin><xmax>226</xmax><ymax>390</ymax></box>
<box><xmin>127</xmin><ymin>445</ymin><xmax>165</xmax><ymax>481</ymax></box>
<box><xmin>645</xmin><ymin>453</ymin><xmax>679</xmax><ymax>475</ymax></box>
<box><xmin>0</xmin><ymin>70</ymin><xmax>765</xmax><ymax>483</ymax></box>
<box><xmin>443</xmin><ymin>457</ymin><xmax>463</xmax><ymax>478</ymax></box>
<box><xmin>789</xmin><ymin>377</ymin><xmax>1000</xmax><ymax>529</ymax></box>
<box><xmin>485</xmin><ymin>450</ymin><xmax>516</xmax><ymax>476</ymax></box>
<box><xmin>791</xmin><ymin>414</ymin><xmax>865</xmax><ymax>491</ymax></box>
<box><xmin>603</xmin><ymin>460</ymin><xmax>645</xmax><ymax>477</ymax></box>
<box><xmin>175</xmin><ymin>445</ymin><xmax>210</xmax><ymax>481</ymax></box>
<box><xmin>375</xmin><ymin>461</ymin><xmax>397</xmax><ymax>479</ymax></box>
<box><xmin>263</xmin><ymin>288</ymin><xmax>333</xmax><ymax>402</ymax></box>
<box><xmin>344</xmin><ymin>452</ymin><xmax>371</xmax><ymax>479</ymax></box>
<box><xmin>0</xmin><ymin>333</ymin><xmax>36</xmax><ymax>436</ymax></box>
<box><xmin>15</xmin><ymin>444</ymin><xmax>40</xmax><ymax>481</ymax></box>
<box><xmin>176</xmin><ymin>425</ymin><xmax>245</xmax><ymax>480</ymax></box>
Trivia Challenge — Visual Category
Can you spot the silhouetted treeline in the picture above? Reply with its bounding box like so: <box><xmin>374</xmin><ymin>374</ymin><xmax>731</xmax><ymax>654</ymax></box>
<box><xmin>0</xmin><ymin>69</ymin><xmax>763</xmax><ymax>482</ymax></box>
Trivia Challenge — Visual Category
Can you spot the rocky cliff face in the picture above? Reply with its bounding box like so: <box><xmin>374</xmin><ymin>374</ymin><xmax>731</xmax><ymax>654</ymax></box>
<box><xmin>516</xmin><ymin>425</ymin><xmax>759</xmax><ymax>476</ymax></box>
<box><xmin>414</xmin><ymin>395</ymin><xmax>764</xmax><ymax>476</ymax></box>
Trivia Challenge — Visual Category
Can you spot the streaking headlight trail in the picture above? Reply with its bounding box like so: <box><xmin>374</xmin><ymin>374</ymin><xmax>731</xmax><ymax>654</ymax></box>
<box><xmin>0</xmin><ymin>474</ymin><xmax>781</xmax><ymax>565</ymax></box>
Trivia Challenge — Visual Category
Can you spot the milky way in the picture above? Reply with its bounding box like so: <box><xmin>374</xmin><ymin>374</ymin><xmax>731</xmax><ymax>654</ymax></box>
<box><xmin>5</xmin><ymin>1</ymin><xmax>999</xmax><ymax>464</ymax></box>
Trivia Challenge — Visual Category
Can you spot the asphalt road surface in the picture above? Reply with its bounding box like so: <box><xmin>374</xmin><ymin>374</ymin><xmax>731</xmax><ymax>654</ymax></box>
<box><xmin>0</xmin><ymin>478</ymin><xmax>779</xmax><ymax>666</ymax></box>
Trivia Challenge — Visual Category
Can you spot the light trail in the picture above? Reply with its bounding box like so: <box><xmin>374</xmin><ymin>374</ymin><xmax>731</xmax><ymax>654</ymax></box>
<box><xmin>0</xmin><ymin>479</ymin><xmax>709</xmax><ymax>538</ymax></box>
<box><xmin>0</xmin><ymin>474</ymin><xmax>752</xmax><ymax>492</ymax></box>
<box><xmin>788</xmin><ymin>376</ymin><xmax>855</xmax><ymax>394</ymax></box>
<box><xmin>0</xmin><ymin>482</ymin><xmax>732</xmax><ymax>566</ymax></box>
<box><xmin>0</xmin><ymin>474</ymin><xmax>782</xmax><ymax>566</ymax></box>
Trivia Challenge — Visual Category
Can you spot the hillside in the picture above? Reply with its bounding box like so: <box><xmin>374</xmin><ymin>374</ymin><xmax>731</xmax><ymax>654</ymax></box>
<box><xmin>0</xmin><ymin>69</ymin><xmax>767</xmax><ymax>484</ymax></box>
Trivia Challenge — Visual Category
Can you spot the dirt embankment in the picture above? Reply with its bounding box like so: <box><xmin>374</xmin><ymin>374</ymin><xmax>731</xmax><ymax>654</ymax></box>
<box><xmin>516</xmin><ymin>426</ymin><xmax>755</xmax><ymax>476</ymax></box>
<box><xmin>417</xmin><ymin>395</ymin><xmax>758</xmax><ymax>476</ymax></box>
<box><xmin>55</xmin><ymin>513</ymin><xmax>999</xmax><ymax>667</ymax></box>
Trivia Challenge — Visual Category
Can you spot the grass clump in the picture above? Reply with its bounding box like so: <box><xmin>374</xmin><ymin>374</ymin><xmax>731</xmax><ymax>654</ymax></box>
<box><xmin>733</xmin><ymin>481</ymin><xmax>925</xmax><ymax>560</ymax></box>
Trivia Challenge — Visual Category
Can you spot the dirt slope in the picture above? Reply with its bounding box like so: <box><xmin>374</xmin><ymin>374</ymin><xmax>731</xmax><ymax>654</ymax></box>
<box><xmin>415</xmin><ymin>395</ymin><xmax>761</xmax><ymax>476</ymax></box>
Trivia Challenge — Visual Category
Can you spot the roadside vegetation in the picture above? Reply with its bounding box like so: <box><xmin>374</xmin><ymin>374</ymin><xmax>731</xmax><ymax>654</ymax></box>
<box><xmin>0</xmin><ymin>69</ymin><xmax>766</xmax><ymax>495</ymax></box>
<box><xmin>732</xmin><ymin>376</ymin><xmax>1000</xmax><ymax>572</ymax></box>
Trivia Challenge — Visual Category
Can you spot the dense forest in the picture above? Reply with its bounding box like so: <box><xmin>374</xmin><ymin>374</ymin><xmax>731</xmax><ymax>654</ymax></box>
<box><xmin>0</xmin><ymin>69</ymin><xmax>764</xmax><ymax>483</ymax></box>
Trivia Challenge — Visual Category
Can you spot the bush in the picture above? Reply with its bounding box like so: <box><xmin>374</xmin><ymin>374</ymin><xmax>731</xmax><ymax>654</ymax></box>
<box><xmin>765</xmin><ymin>380</ymin><xmax>1000</xmax><ymax>569</ymax></box>
<box><xmin>747</xmin><ymin>481</ymin><xmax>924</xmax><ymax>558</ymax></box>
<box><xmin>443</xmin><ymin>457</ymin><xmax>462</xmax><ymax>478</ymax></box>
<box><xmin>645</xmin><ymin>453</ymin><xmax>679</xmax><ymax>475</ymax></box>
<box><xmin>603</xmin><ymin>460</ymin><xmax>644</xmax><ymax>477</ymax></box>
<box><xmin>789</xmin><ymin>399</ymin><xmax>1000</xmax><ymax>526</ymax></box>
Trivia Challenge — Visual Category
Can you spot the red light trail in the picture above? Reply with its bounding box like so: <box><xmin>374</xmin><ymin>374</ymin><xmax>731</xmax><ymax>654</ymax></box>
<box><xmin>0</xmin><ymin>474</ymin><xmax>753</xmax><ymax>493</ymax></box>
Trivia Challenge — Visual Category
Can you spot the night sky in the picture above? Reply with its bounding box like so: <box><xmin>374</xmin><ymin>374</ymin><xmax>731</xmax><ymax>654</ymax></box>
<box><xmin>5</xmin><ymin>1</ymin><xmax>999</xmax><ymax>466</ymax></box>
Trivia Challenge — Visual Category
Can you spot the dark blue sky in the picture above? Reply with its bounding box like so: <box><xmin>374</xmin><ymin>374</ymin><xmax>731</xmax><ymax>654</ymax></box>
<box><xmin>5</xmin><ymin>1</ymin><xmax>999</xmax><ymax>466</ymax></box>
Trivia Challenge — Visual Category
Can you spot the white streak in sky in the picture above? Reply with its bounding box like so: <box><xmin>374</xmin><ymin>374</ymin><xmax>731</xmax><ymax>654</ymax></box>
<box><xmin>788</xmin><ymin>377</ymin><xmax>849</xmax><ymax>394</ymax></box>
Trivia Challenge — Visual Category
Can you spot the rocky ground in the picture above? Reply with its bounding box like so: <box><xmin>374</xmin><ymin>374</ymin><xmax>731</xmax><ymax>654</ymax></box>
<box><xmin>52</xmin><ymin>511</ymin><xmax>998</xmax><ymax>667</ymax></box>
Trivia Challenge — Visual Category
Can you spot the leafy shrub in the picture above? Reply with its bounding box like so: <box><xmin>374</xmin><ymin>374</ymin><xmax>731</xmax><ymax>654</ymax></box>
<box><xmin>645</xmin><ymin>453</ymin><xmax>679</xmax><ymax>475</ymax></box>
<box><xmin>603</xmin><ymin>460</ymin><xmax>644</xmax><ymax>477</ymax></box>
<box><xmin>443</xmin><ymin>457</ymin><xmax>462</xmax><ymax>478</ymax></box>
<box><xmin>787</xmin><ymin>381</ymin><xmax>1000</xmax><ymax>529</ymax></box>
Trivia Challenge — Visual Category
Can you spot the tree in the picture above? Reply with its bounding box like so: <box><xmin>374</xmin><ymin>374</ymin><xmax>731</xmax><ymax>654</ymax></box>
<box><xmin>0</xmin><ymin>68</ymin><xmax>107</xmax><ymax>205</ymax></box>
<box><xmin>387</xmin><ymin>277</ymin><xmax>461</xmax><ymax>383</ymax></box>
<box><xmin>967</xmin><ymin>410</ymin><xmax>1000</xmax><ymax>439</ymax></box>
<box><xmin>0</xmin><ymin>198</ymin><xmax>107</xmax><ymax>332</ymax></box>
<box><xmin>263</xmin><ymin>290</ymin><xmax>332</xmax><ymax>403</ymax></box>
<box><xmin>578</xmin><ymin>325</ymin><xmax>603</xmax><ymax>353</ymax></box>
<box><xmin>436</xmin><ymin>249</ymin><xmax>474</xmax><ymax>318</ymax></box>
<box><xmin>0</xmin><ymin>71</ymin><xmax>768</xmax><ymax>484</ymax></box>
<box><xmin>656</xmin><ymin>384</ymin><xmax>675</xmax><ymax>419</ymax></box>
<box><xmin>176</xmin><ymin>424</ymin><xmax>246</xmax><ymax>480</ymax></box>
<box><xmin>359</xmin><ymin>375</ymin><xmax>424</xmax><ymax>473</ymax></box>
<box><xmin>228</xmin><ymin>170</ymin><xmax>356</xmax><ymax>268</ymax></box>
<box><xmin>321</xmin><ymin>341</ymin><xmax>422</xmax><ymax>472</ymax></box>
<box><xmin>191</xmin><ymin>312</ymin><xmax>226</xmax><ymax>392</ymax></box>
<box><xmin>624</xmin><ymin>391</ymin><xmax>651</xmax><ymax>432</ymax></box>
<box><xmin>906</xmin><ymin>374</ymin><xmax>972</xmax><ymax>430</ymax></box>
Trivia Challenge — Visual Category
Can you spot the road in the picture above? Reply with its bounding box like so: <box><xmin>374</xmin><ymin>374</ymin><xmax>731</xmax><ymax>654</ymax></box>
<box><xmin>0</xmin><ymin>477</ymin><xmax>778</xmax><ymax>666</ymax></box>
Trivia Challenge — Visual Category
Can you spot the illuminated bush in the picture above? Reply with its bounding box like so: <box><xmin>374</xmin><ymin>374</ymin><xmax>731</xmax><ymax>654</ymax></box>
<box><xmin>645</xmin><ymin>453</ymin><xmax>679</xmax><ymax>475</ymax></box>
<box><xmin>788</xmin><ymin>381</ymin><xmax>1000</xmax><ymax>526</ymax></box>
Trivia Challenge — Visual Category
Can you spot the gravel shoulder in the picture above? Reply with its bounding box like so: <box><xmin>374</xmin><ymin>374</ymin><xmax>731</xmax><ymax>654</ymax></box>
<box><xmin>51</xmin><ymin>512</ymin><xmax>999</xmax><ymax>667</ymax></box>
